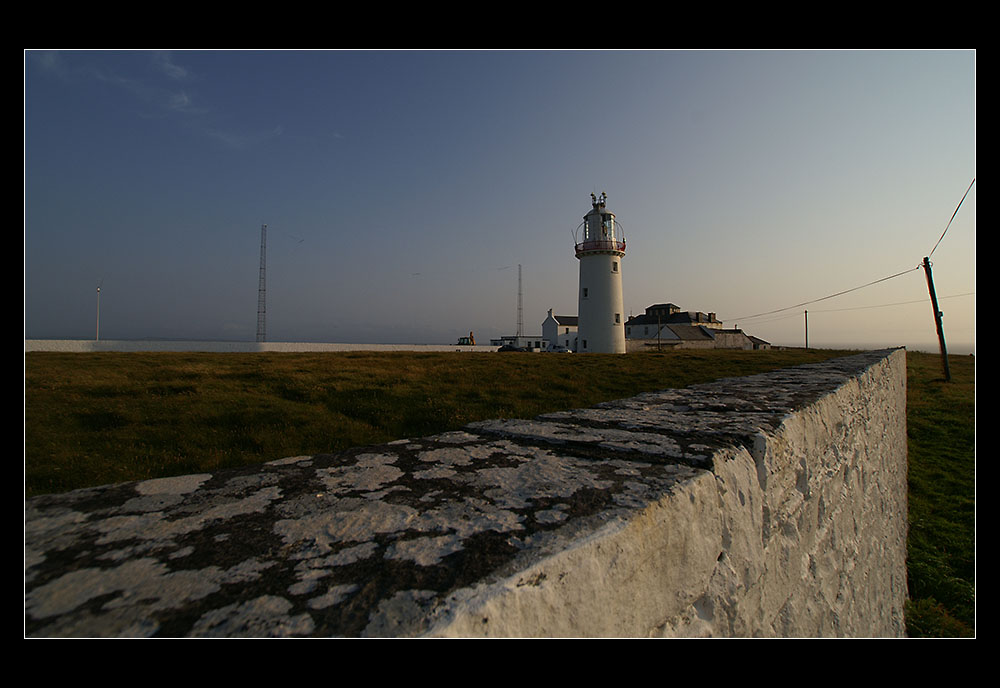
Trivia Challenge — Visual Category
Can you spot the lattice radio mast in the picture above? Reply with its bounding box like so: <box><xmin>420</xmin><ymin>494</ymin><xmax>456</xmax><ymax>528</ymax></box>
<box><xmin>516</xmin><ymin>264</ymin><xmax>523</xmax><ymax>337</ymax></box>
<box><xmin>256</xmin><ymin>224</ymin><xmax>267</xmax><ymax>343</ymax></box>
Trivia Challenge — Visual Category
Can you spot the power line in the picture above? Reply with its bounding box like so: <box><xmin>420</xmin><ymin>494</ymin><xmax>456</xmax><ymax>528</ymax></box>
<box><xmin>929</xmin><ymin>178</ymin><xmax>975</xmax><ymax>258</ymax></box>
<box><xmin>810</xmin><ymin>292</ymin><xmax>973</xmax><ymax>314</ymax></box>
<box><xmin>732</xmin><ymin>293</ymin><xmax>972</xmax><ymax>330</ymax></box>
<box><xmin>727</xmin><ymin>266</ymin><xmax>922</xmax><ymax>323</ymax></box>
<box><xmin>728</xmin><ymin>178</ymin><xmax>974</xmax><ymax>326</ymax></box>
<box><xmin>734</xmin><ymin>311</ymin><xmax>806</xmax><ymax>327</ymax></box>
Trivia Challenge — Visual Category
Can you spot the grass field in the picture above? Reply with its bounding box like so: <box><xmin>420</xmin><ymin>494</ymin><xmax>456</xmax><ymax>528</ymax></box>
<box><xmin>23</xmin><ymin>347</ymin><xmax>975</xmax><ymax>636</ymax></box>
<box><xmin>24</xmin><ymin>348</ymin><xmax>852</xmax><ymax>496</ymax></box>
<box><xmin>903</xmin><ymin>352</ymin><xmax>976</xmax><ymax>637</ymax></box>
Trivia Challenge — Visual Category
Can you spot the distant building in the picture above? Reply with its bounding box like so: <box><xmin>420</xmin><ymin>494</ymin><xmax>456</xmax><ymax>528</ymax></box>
<box><xmin>625</xmin><ymin>303</ymin><xmax>762</xmax><ymax>351</ymax></box>
<box><xmin>626</xmin><ymin>303</ymin><xmax>723</xmax><ymax>334</ymax></box>
<box><xmin>542</xmin><ymin>310</ymin><xmax>578</xmax><ymax>350</ymax></box>
<box><xmin>489</xmin><ymin>334</ymin><xmax>548</xmax><ymax>351</ymax></box>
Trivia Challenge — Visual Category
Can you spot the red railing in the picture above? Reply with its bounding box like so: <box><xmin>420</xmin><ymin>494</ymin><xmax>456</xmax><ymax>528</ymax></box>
<box><xmin>575</xmin><ymin>239</ymin><xmax>626</xmax><ymax>255</ymax></box>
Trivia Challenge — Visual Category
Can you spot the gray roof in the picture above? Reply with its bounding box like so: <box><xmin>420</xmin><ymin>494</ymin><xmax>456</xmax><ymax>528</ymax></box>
<box><xmin>628</xmin><ymin>324</ymin><xmax>715</xmax><ymax>341</ymax></box>
<box><xmin>665</xmin><ymin>325</ymin><xmax>715</xmax><ymax>341</ymax></box>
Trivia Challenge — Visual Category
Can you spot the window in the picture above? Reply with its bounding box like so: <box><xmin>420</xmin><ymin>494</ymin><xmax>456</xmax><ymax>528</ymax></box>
<box><xmin>615</xmin><ymin>313</ymin><xmax>620</xmax><ymax>324</ymax></box>
<box><xmin>565</xmin><ymin>327</ymin><xmax>569</xmax><ymax>334</ymax></box>
<box><xmin>582</xmin><ymin>287</ymin><xmax>588</xmax><ymax>298</ymax></box>
<box><xmin>612</xmin><ymin>261</ymin><xmax>618</xmax><ymax>272</ymax></box>
<box><xmin>582</xmin><ymin>340</ymin><xmax>587</xmax><ymax>349</ymax></box>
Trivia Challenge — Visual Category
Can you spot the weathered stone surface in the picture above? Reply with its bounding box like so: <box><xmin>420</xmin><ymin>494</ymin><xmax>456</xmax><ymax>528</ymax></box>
<box><xmin>24</xmin><ymin>349</ymin><xmax>907</xmax><ymax>637</ymax></box>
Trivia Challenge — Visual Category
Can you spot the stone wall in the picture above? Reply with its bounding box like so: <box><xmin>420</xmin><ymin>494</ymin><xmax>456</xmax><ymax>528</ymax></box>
<box><xmin>24</xmin><ymin>349</ymin><xmax>907</xmax><ymax>637</ymax></box>
<box><xmin>25</xmin><ymin>340</ymin><xmax>498</xmax><ymax>353</ymax></box>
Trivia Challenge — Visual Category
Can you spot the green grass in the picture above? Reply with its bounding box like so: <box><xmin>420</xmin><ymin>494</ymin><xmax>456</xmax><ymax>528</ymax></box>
<box><xmin>23</xmin><ymin>347</ymin><xmax>975</xmax><ymax>636</ymax></box>
<box><xmin>904</xmin><ymin>352</ymin><xmax>976</xmax><ymax>637</ymax></box>
<box><xmin>24</xmin><ymin>349</ymin><xmax>848</xmax><ymax>496</ymax></box>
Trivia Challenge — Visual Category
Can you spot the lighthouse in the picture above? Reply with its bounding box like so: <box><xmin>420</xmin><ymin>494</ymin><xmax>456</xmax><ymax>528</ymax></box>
<box><xmin>575</xmin><ymin>192</ymin><xmax>626</xmax><ymax>354</ymax></box>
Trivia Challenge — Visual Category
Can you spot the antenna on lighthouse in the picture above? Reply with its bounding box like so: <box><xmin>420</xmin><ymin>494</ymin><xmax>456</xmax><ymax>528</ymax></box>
<box><xmin>256</xmin><ymin>224</ymin><xmax>267</xmax><ymax>343</ymax></box>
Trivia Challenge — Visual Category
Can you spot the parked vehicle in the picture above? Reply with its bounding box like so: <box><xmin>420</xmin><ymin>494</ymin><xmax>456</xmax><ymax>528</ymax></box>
<box><xmin>546</xmin><ymin>345</ymin><xmax>573</xmax><ymax>353</ymax></box>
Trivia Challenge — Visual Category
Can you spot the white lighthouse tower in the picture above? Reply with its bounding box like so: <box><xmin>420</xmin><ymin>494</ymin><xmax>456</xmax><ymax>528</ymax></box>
<box><xmin>575</xmin><ymin>192</ymin><xmax>626</xmax><ymax>354</ymax></box>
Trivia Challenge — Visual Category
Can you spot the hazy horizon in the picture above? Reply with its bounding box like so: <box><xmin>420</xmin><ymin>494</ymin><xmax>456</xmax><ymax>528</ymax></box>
<box><xmin>25</xmin><ymin>50</ymin><xmax>976</xmax><ymax>354</ymax></box>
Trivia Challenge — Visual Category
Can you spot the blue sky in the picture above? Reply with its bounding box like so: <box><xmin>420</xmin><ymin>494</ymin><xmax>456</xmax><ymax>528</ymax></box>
<box><xmin>24</xmin><ymin>50</ymin><xmax>975</xmax><ymax>352</ymax></box>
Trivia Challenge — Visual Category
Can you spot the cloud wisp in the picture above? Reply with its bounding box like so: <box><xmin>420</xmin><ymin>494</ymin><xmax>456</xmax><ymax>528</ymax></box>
<box><xmin>29</xmin><ymin>50</ymin><xmax>281</xmax><ymax>148</ymax></box>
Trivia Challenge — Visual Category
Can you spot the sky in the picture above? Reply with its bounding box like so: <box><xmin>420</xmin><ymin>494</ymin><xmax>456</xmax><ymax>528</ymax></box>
<box><xmin>24</xmin><ymin>50</ymin><xmax>976</xmax><ymax>353</ymax></box>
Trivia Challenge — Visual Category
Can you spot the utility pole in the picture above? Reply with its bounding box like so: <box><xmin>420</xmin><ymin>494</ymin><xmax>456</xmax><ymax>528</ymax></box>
<box><xmin>804</xmin><ymin>310</ymin><xmax>808</xmax><ymax>349</ymax></box>
<box><xmin>922</xmin><ymin>256</ymin><xmax>951</xmax><ymax>382</ymax></box>
<box><xmin>256</xmin><ymin>224</ymin><xmax>267</xmax><ymax>343</ymax></box>
<box><xmin>96</xmin><ymin>284</ymin><xmax>101</xmax><ymax>341</ymax></box>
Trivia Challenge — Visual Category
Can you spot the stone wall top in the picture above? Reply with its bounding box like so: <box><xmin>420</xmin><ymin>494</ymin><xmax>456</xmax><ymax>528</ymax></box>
<box><xmin>24</xmin><ymin>350</ymin><xmax>904</xmax><ymax>637</ymax></box>
<box><xmin>25</xmin><ymin>340</ymin><xmax>498</xmax><ymax>353</ymax></box>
